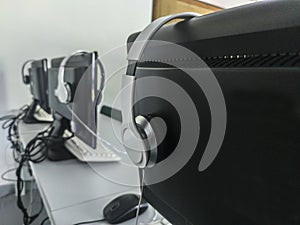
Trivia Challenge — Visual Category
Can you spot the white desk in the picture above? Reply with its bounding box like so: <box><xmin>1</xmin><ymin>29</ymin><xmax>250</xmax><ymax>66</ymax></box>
<box><xmin>19</xmin><ymin>115</ymin><xmax>158</xmax><ymax>225</ymax></box>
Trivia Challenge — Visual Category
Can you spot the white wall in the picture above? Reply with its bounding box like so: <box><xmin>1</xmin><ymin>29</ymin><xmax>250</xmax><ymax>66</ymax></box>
<box><xmin>0</xmin><ymin>0</ymin><xmax>152</xmax><ymax>110</ymax></box>
<box><xmin>0</xmin><ymin>0</ymin><xmax>152</xmax><ymax>185</ymax></box>
<box><xmin>200</xmin><ymin>0</ymin><xmax>263</xmax><ymax>8</ymax></box>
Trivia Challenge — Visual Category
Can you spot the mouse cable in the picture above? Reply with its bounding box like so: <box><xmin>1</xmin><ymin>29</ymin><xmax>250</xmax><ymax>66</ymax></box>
<box><xmin>73</xmin><ymin>170</ymin><xmax>155</xmax><ymax>225</ymax></box>
<box><xmin>73</xmin><ymin>218</ymin><xmax>106</xmax><ymax>225</ymax></box>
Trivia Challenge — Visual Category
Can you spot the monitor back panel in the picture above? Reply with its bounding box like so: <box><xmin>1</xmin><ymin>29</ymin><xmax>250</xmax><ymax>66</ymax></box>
<box><xmin>49</xmin><ymin>53</ymin><xmax>98</xmax><ymax>148</ymax></box>
<box><xmin>71</xmin><ymin>65</ymin><xmax>98</xmax><ymax>149</ymax></box>
<box><xmin>29</xmin><ymin>59</ymin><xmax>50</xmax><ymax>113</ymax></box>
<box><xmin>48</xmin><ymin>67</ymin><xmax>97</xmax><ymax>148</ymax></box>
<box><xmin>48</xmin><ymin>67</ymin><xmax>87</xmax><ymax>121</ymax></box>
<box><xmin>130</xmin><ymin>1</ymin><xmax>300</xmax><ymax>224</ymax></box>
<box><xmin>136</xmin><ymin>67</ymin><xmax>300</xmax><ymax>225</ymax></box>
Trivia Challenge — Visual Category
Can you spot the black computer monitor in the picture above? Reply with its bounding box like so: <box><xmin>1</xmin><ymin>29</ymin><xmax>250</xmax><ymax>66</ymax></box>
<box><xmin>29</xmin><ymin>60</ymin><xmax>50</xmax><ymax>112</ymax></box>
<box><xmin>128</xmin><ymin>1</ymin><xmax>300</xmax><ymax>225</ymax></box>
<box><xmin>47</xmin><ymin>52</ymin><xmax>98</xmax><ymax>160</ymax></box>
<box><xmin>23</xmin><ymin>59</ymin><xmax>51</xmax><ymax>123</ymax></box>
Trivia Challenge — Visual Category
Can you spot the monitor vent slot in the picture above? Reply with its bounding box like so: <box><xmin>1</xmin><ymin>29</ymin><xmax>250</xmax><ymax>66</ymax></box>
<box><xmin>205</xmin><ymin>53</ymin><xmax>300</xmax><ymax>68</ymax></box>
<box><xmin>138</xmin><ymin>52</ymin><xmax>300</xmax><ymax>68</ymax></box>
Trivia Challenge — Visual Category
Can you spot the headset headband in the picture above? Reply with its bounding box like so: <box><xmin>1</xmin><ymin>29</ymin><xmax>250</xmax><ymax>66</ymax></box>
<box><xmin>121</xmin><ymin>12</ymin><xmax>200</xmax><ymax>168</ymax></box>
<box><xmin>127</xmin><ymin>12</ymin><xmax>199</xmax><ymax>67</ymax></box>
<box><xmin>57</xmin><ymin>50</ymin><xmax>89</xmax><ymax>92</ymax></box>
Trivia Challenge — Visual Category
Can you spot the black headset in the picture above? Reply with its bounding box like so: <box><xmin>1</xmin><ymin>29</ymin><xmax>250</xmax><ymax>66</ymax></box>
<box><xmin>121</xmin><ymin>12</ymin><xmax>200</xmax><ymax>168</ymax></box>
<box><xmin>21</xmin><ymin>59</ymin><xmax>35</xmax><ymax>84</ymax></box>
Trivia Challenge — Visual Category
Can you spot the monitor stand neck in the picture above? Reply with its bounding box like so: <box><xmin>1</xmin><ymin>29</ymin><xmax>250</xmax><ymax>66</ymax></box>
<box><xmin>23</xmin><ymin>99</ymin><xmax>39</xmax><ymax>124</ymax></box>
<box><xmin>46</xmin><ymin>113</ymin><xmax>75</xmax><ymax>161</ymax></box>
<box><xmin>23</xmin><ymin>99</ymin><xmax>51</xmax><ymax>124</ymax></box>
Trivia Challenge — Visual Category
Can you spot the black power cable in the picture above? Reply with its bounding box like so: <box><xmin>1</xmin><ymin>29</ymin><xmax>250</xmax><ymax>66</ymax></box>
<box><xmin>15</xmin><ymin>128</ymin><xmax>49</xmax><ymax>225</ymax></box>
<box><xmin>40</xmin><ymin>217</ymin><xmax>49</xmax><ymax>225</ymax></box>
<box><xmin>15</xmin><ymin>125</ymin><xmax>74</xmax><ymax>225</ymax></box>
<box><xmin>1</xmin><ymin>106</ymin><xmax>74</xmax><ymax>225</ymax></box>
<box><xmin>0</xmin><ymin>105</ymin><xmax>29</xmax><ymax>163</ymax></box>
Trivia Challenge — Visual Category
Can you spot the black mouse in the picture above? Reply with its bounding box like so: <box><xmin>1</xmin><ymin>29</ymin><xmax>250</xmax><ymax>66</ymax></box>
<box><xmin>103</xmin><ymin>194</ymin><xmax>148</xmax><ymax>224</ymax></box>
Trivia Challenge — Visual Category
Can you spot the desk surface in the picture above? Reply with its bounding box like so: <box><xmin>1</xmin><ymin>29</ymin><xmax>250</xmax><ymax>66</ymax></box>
<box><xmin>19</xmin><ymin>115</ymin><xmax>158</xmax><ymax>225</ymax></box>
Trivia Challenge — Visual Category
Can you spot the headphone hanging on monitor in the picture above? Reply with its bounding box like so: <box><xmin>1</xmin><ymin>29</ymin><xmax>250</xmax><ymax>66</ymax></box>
<box><xmin>55</xmin><ymin>50</ymin><xmax>89</xmax><ymax>103</ymax></box>
<box><xmin>55</xmin><ymin>50</ymin><xmax>105</xmax><ymax>104</ymax></box>
<box><xmin>121</xmin><ymin>12</ymin><xmax>200</xmax><ymax>168</ymax></box>
<box><xmin>21</xmin><ymin>59</ymin><xmax>35</xmax><ymax>84</ymax></box>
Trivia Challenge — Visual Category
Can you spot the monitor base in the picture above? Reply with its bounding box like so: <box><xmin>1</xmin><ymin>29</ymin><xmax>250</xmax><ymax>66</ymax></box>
<box><xmin>47</xmin><ymin>142</ymin><xmax>75</xmax><ymax>161</ymax></box>
<box><xmin>46</xmin><ymin>113</ymin><xmax>75</xmax><ymax>161</ymax></box>
<box><xmin>23</xmin><ymin>100</ymin><xmax>51</xmax><ymax>124</ymax></box>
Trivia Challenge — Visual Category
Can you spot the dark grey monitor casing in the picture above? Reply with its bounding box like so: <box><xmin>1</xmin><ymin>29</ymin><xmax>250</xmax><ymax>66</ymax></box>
<box><xmin>128</xmin><ymin>0</ymin><xmax>300</xmax><ymax>224</ymax></box>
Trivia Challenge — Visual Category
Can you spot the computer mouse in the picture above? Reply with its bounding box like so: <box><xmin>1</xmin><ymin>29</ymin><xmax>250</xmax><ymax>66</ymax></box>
<box><xmin>103</xmin><ymin>194</ymin><xmax>148</xmax><ymax>224</ymax></box>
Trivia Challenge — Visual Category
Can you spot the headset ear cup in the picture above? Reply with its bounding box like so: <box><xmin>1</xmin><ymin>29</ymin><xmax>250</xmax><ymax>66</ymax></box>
<box><xmin>135</xmin><ymin>115</ymin><xmax>158</xmax><ymax>168</ymax></box>
<box><xmin>56</xmin><ymin>82</ymin><xmax>72</xmax><ymax>103</ymax></box>
<box><xmin>122</xmin><ymin>127</ymin><xmax>147</xmax><ymax>166</ymax></box>
<box><xmin>64</xmin><ymin>83</ymin><xmax>72</xmax><ymax>103</ymax></box>
<box><xmin>24</xmin><ymin>75</ymin><xmax>30</xmax><ymax>84</ymax></box>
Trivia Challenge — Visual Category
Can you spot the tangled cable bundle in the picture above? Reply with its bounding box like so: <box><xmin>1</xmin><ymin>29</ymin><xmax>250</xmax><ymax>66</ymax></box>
<box><xmin>1</xmin><ymin>106</ymin><xmax>73</xmax><ymax>225</ymax></box>
<box><xmin>15</xmin><ymin>124</ymin><xmax>73</xmax><ymax>225</ymax></box>
<box><xmin>0</xmin><ymin>105</ymin><xmax>29</xmax><ymax>162</ymax></box>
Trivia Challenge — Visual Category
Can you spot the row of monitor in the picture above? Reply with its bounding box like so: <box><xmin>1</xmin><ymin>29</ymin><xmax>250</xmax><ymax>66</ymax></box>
<box><xmin>20</xmin><ymin>0</ymin><xmax>300</xmax><ymax>224</ymax></box>
<box><xmin>23</xmin><ymin>52</ymin><xmax>99</xmax><ymax>160</ymax></box>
